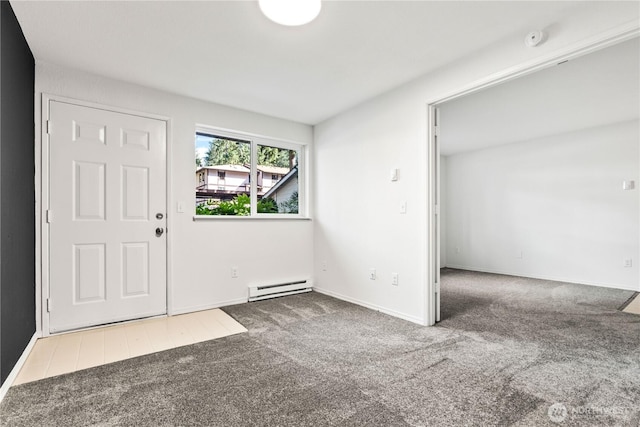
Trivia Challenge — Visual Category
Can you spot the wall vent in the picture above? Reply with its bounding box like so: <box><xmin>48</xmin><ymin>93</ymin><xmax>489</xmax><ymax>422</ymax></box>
<box><xmin>248</xmin><ymin>279</ymin><xmax>312</xmax><ymax>302</ymax></box>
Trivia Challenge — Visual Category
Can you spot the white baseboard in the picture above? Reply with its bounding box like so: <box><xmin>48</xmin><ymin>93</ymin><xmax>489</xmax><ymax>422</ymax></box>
<box><xmin>0</xmin><ymin>332</ymin><xmax>39</xmax><ymax>404</ymax></box>
<box><xmin>313</xmin><ymin>287</ymin><xmax>425</xmax><ymax>325</ymax></box>
<box><xmin>170</xmin><ymin>297</ymin><xmax>248</xmax><ymax>316</ymax></box>
<box><xmin>444</xmin><ymin>264</ymin><xmax>639</xmax><ymax>292</ymax></box>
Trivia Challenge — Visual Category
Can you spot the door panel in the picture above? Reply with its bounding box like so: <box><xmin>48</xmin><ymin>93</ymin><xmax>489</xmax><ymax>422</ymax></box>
<box><xmin>435</xmin><ymin>108</ymin><xmax>441</xmax><ymax>323</ymax></box>
<box><xmin>122</xmin><ymin>166</ymin><xmax>149</xmax><ymax>220</ymax></box>
<box><xmin>73</xmin><ymin>243</ymin><xmax>106</xmax><ymax>303</ymax></box>
<box><xmin>48</xmin><ymin>101</ymin><xmax>167</xmax><ymax>333</ymax></box>
<box><xmin>74</xmin><ymin>161</ymin><xmax>106</xmax><ymax>220</ymax></box>
<box><xmin>122</xmin><ymin>242</ymin><xmax>149</xmax><ymax>297</ymax></box>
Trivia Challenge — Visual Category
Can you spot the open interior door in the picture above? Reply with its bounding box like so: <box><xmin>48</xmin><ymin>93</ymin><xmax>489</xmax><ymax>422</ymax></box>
<box><xmin>433</xmin><ymin>107</ymin><xmax>441</xmax><ymax>323</ymax></box>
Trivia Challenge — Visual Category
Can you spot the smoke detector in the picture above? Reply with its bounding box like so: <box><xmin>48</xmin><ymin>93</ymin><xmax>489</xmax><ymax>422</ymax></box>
<box><xmin>524</xmin><ymin>31</ymin><xmax>545</xmax><ymax>47</ymax></box>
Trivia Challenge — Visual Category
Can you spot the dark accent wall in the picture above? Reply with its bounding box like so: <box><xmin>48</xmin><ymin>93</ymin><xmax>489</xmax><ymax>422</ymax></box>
<box><xmin>0</xmin><ymin>1</ymin><xmax>36</xmax><ymax>386</ymax></box>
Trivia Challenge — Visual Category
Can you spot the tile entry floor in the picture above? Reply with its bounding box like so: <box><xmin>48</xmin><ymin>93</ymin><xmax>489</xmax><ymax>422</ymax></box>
<box><xmin>623</xmin><ymin>293</ymin><xmax>640</xmax><ymax>315</ymax></box>
<box><xmin>14</xmin><ymin>308</ymin><xmax>247</xmax><ymax>385</ymax></box>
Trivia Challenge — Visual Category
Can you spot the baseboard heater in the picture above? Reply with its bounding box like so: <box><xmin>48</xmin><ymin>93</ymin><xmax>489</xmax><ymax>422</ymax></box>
<box><xmin>248</xmin><ymin>279</ymin><xmax>312</xmax><ymax>302</ymax></box>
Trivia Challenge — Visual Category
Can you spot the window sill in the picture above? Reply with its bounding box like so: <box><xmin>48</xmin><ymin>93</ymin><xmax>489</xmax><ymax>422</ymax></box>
<box><xmin>192</xmin><ymin>215</ymin><xmax>311</xmax><ymax>221</ymax></box>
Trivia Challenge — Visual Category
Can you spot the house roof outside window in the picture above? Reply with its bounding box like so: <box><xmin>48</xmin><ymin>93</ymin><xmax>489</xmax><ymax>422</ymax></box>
<box><xmin>263</xmin><ymin>166</ymin><xmax>298</xmax><ymax>199</ymax></box>
<box><xmin>196</xmin><ymin>165</ymin><xmax>250</xmax><ymax>173</ymax></box>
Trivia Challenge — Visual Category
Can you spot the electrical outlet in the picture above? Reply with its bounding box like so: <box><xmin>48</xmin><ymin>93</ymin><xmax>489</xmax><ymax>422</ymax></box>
<box><xmin>624</xmin><ymin>258</ymin><xmax>633</xmax><ymax>268</ymax></box>
<box><xmin>231</xmin><ymin>266</ymin><xmax>238</xmax><ymax>278</ymax></box>
<box><xmin>321</xmin><ymin>261</ymin><xmax>328</xmax><ymax>271</ymax></box>
<box><xmin>370</xmin><ymin>269</ymin><xmax>376</xmax><ymax>280</ymax></box>
<box><xmin>392</xmin><ymin>273</ymin><xmax>399</xmax><ymax>286</ymax></box>
<box><xmin>455</xmin><ymin>247</ymin><xmax>461</xmax><ymax>254</ymax></box>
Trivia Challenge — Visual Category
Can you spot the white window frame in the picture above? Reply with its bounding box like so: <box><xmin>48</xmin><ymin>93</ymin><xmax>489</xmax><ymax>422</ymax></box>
<box><xmin>194</xmin><ymin>125</ymin><xmax>308</xmax><ymax>220</ymax></box>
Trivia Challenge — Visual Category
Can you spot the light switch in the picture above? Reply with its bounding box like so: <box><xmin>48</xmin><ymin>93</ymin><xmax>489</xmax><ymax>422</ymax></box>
<box><xmin>177</xmin><ymin>201</ymin><xmax>185</xmax><ymax>213</ymax></box>
<box><xmin>400</xmin><ymin>201</ymin><xmax>407</xmax><ymax>214</ymax></box>
<box><xmin>623</xmin><ymin>180</ymin><xmax>635</xmax><ymax>191</ymax></box>
<box><xmin>390</xmin><ymin>168</ymin><xmax>398</xmax><ymax>182</ymax></box>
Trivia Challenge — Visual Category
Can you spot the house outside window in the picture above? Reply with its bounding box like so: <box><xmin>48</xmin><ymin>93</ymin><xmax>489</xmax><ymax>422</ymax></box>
<box><xmin>195</xmin><ymin>128</ymin><xmax>305</xmax><ymax>217</ymax></box>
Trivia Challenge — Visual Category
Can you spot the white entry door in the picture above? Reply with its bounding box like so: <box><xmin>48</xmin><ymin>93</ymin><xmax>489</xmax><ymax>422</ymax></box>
<box><xmin>48</xmin><ymin>100</ymin><xmax>167</xmax><ymax>333</ymax></box>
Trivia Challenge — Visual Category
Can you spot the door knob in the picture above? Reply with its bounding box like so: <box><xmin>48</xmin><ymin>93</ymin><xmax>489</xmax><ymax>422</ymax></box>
<box><xmin>155</xmin><ymin>227</ymin><xmax>164</xmax><ymax>237</ymax></box>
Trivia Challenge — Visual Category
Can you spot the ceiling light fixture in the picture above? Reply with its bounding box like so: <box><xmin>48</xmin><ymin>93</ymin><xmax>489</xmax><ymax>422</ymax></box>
<box><xmin>259</xmin><ymin>0</ymin><xmax>321</xmax><ymax>26</ymax></box>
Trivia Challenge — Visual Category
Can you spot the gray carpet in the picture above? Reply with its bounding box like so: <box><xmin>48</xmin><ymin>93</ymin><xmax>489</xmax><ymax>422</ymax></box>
<box><xmin>1</xmin><ymin>268</ymin><xmax>639</xmax><ymax>426</ymax></box>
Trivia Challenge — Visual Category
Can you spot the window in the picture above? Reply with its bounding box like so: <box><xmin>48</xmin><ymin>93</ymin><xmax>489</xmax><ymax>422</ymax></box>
<box><xmin>195</xmin><ymin>128</ymin><xmax>304</xmax><ymax>217</ymax></box>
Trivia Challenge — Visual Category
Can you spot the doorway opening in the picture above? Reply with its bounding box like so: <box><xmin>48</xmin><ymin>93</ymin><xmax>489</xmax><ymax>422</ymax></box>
<box><xmin>426</xmin><ymin>30</ymin><xmax>639</xmax><ymax>325</ymax></box>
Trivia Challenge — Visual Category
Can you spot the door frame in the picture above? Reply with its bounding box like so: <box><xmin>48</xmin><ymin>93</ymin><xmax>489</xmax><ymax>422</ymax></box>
<box><xmin>424</xmin><ymin>23</ymin><xmax>639</xmax><ymax>326</ymax></box>
<box><xmin>38</xmin><ymin>94</ymin><xmax>172</xmax><ymax>336</ymax></box>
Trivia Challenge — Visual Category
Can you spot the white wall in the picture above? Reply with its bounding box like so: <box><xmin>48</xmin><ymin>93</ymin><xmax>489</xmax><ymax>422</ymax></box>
<box><xmin>444</xmin><ymin>121</ymin><xmax>639</xmax><ymax>290</ymax></box>
<box><xmin>34</xmin><ymin>3</ymin><xmax>639</xmax><ymax>327</ymax></box>
<box><xmin>313</xmin><ymin>3</ymin><xmax>639</xmax><ymax>324</ymax></box>
<box><xmin>35</xmin><ymin>62</ymin><xmax>314</xmax><ymax>316</ymax></box>
<box><xmin>313</xmin><ymin>99</ymin><xmax>427</xmax><ymax>323</ymax></box>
